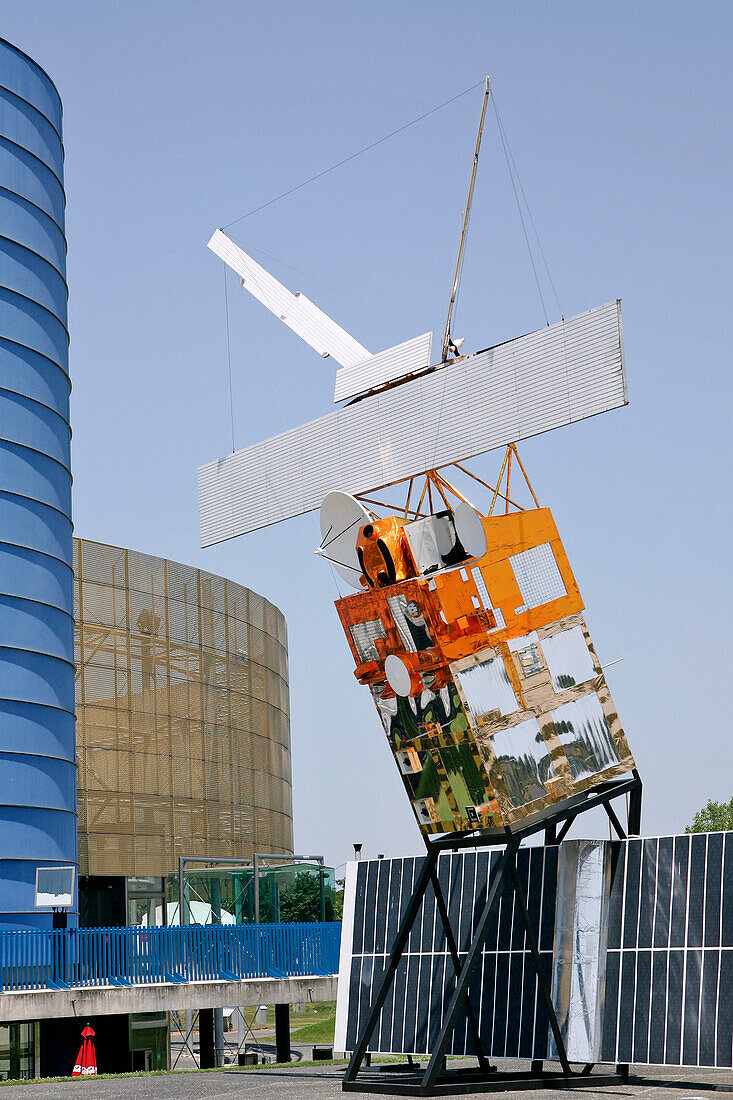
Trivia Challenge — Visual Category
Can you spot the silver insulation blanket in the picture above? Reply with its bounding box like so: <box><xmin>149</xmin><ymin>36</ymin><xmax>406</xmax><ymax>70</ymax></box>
<box><xmin>550</xmin><ymin>839</ymin><xmax>610</xmax><ymax>1062</ymax></box>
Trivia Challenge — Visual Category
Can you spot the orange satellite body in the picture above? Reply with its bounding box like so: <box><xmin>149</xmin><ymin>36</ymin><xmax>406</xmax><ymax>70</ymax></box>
<box><xmin>335</xmin><ymin>502</ymin><xmax>635</xmax><ymax>836</ymax></box>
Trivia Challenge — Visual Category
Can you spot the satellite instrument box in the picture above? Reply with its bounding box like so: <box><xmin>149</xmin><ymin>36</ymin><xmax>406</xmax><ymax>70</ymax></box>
<box><xmin>331</xmin><ymin>498</ymin><xmax>635</xmax><ymax>834</ymax></box>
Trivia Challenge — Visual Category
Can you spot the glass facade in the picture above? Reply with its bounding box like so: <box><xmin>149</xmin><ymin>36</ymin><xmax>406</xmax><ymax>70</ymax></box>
<box><xmin>171</xmin><ymin>862</ymin><xmax>337</xmax><ymax>925</ymax></box>
<box><xmin>0</xmin><ymin>1024</ymin><xmax>37</xmax><ymax>1081</ymax></box>
<box><xmin>74</xmin><ymin>539</ymin><xmax>293</xmax><ymax>876</ymax></box>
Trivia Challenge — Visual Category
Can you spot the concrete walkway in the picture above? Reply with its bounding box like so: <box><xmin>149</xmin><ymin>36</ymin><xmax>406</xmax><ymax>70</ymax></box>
<box><xmin>5</xmin><ymin>1063</ymin><xmax>732</xmax><ymax>1100</ymax></box>
<box><xmin>0</xmin><ymin>975</ymin><xmax>336</xmax><ymax>1023</ymax></box>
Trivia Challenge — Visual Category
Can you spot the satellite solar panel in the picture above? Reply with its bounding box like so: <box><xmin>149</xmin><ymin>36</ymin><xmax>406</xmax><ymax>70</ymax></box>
<box><xmin>336</xmin><ymin>848</ymin><xmax>557</xmax><ymax>1058</ymax></box>
<box><xmin>602</xmin><ymin>832</ymin><xmax>733</xmax><ymax>1067</ymax></box>
<box><xmin>333</xmin><ymin>332</ymin><xmax>433</xmax><ymax>403</ymax></box>
<box><xmin>336</xmin><ymin>832</ymin><xmax>733</xmax><ymax>1068</ymax></box>
<box><xmin>208</xmin><ymin>230</ymin><xmax>369</xmax><ymax>368</ymax></box>
<box><xmin>199</xmin><ymin>301</ymin><xmax>627</xmax><ymax>545</ymax></box>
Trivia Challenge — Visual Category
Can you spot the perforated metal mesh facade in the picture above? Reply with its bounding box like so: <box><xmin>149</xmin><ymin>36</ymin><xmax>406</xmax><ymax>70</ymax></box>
<box><xmin>73</xmin><ymin>539</ymin><xmax>293</xmax><ymax>876</ymax></box>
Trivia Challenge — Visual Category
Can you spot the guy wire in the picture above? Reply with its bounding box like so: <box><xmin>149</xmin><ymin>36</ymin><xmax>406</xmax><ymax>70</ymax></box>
<box><xmin>495</xmin><ymin>105</ymin><xmax>563</xmax><ymax>318</ymax></box>
<box><xmin>488</xmin><ymin>89</ymin><xmax>561</xmax><ymax>319</ymax></box>
<box><xmin>222</xmin><ymin>79</ymin><xmax>485</xmax><ymax>229</ymax></box>
<box><xmin>490</xmin><ymin>89</ymin><xmax>549</xmax><ymax>326</ymax></box>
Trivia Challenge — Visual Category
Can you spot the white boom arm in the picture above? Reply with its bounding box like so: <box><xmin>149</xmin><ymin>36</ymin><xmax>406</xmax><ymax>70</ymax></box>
<box><xmin>208</xmin><ymin>229</ymin><xmax>370</xmax><ymax>368</ymax></box>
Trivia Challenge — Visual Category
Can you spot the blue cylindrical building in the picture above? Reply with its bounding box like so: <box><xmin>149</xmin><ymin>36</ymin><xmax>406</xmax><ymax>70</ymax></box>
<box><xmin>0</xmin><ymin>38</ymin><xmax>76</xmax><ymax>928</ymax></box>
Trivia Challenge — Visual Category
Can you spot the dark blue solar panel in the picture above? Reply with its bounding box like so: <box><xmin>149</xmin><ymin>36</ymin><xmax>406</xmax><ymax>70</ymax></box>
<box><xmin>623</xmin><ymin>840</ymin><xmax>641</xmax><ymax>949</ymax></box>
<box><xmin>670</xmin><ymin>835</ymin><xmax>690</xmax><ymax>947</ymax></box>
<box><xmin>682</xmin><ymin>948</ymin><xmax>703</xmax><ymax>1065</ymax></box>
<box><xmin>687</xmin><ymin>835</ymin><xmax>706</xmax><ymax>947</ymax></box>
<box><xmin>722</xmin><ymin>833</ymin><xmax>733</xmax><ymax>947</ymax></box>
<box><xmin>717</xmin><ymin>949</ymin><xmax>733</xmax><ymax>1067</ymax></box>
<box><xmin>638</xmin><ymin>839</ymin><xmax>657</xmax><ymax>948</ymax></box>
<box><xmin>665</xmin><ymin>949</ymin><xmax>684</xmax><ymax>1064</ymax></box>
<box><xmin>607</xmin><ymin>840</ymin><xmax>625</xmax><ymax>949</ymax></box>
<box><xmin>340</xmin><ymin>832</ymin><xmax>732</xmax><ymax>1068</ymax></box>
<box><xmin>633</xmin><ymin>949</ymin><xmax>652</xmax><ymax>1063</ymax></box>
<box><xmin>705</xmin><ymin>832</ymin><xmax>723</xmax><ymax>947</ymax></box>
<box><xmin>648</xmin><ymin>950</ymin><xmax>667</xmax><ymax>1064</ymax></box>
<box><xmin>653</xmin><ymin>836</ymin><xmax>673</xmax><ymax>947</ymax></box>
<box><xmin>699</xmin><ymin>950</ymin><xmax>719</xmax><ymax>1067</ymax></box>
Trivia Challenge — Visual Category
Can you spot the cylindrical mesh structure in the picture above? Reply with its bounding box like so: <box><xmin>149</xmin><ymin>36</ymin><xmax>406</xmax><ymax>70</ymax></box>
<box><xmin>0</xmin><ymin>39</ymin><xmax>76</xmax><ymax>928</ymax></box>
<box><xmin>75</xmin><ymin>540</ymin><xmax>293</xmax><ymax>876</ymax></box>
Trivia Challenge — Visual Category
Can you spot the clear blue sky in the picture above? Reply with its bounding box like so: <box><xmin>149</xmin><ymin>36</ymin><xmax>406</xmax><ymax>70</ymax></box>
<box><xmin>2</xmin><ymin>0</ymin><xmax>731</xmax><ymax>867</ymax></box>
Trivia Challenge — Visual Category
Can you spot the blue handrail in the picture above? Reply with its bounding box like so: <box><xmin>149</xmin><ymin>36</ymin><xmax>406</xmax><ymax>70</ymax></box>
<box><xmin>0</xmin><ymin>922</ymin><xmax>341</xmax><ymax>993</ymax></box>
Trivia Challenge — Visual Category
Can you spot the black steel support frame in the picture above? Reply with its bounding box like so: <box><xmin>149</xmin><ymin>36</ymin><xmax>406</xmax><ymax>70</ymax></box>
<box><xmin>342</xmin><ymin>775</ymin><xmax>642</xmax><ymax>1096</ymax></box>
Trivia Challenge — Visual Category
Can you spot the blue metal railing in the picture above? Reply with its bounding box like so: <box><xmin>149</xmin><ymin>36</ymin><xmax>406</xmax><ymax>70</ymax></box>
<box><xmin>0</xmin><ymin>922</ymin><xmax>341</xmax><ymax>992</ymax></box>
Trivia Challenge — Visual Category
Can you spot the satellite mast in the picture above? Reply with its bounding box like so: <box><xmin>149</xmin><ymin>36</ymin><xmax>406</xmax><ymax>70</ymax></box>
<box><xmin>441</xmin><ymin>75</ymin><xmax>490</xmax><ymax>363</ymax></box>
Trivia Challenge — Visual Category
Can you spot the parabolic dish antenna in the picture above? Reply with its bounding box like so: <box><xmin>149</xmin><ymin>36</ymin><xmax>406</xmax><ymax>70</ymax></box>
<box><xmin>454</xmin><ymin>501</ymin><xmax>488</xmax><ymax>560</ymax></box>
<box><xmin>385</xmin><ymin>654</ymin><xmax>413</xmax><ymax>697</ymax></box>
<box><xmin>319</xmin><ymin>491</ymin><xmax>372</xmax><ymax>589</ymax></box>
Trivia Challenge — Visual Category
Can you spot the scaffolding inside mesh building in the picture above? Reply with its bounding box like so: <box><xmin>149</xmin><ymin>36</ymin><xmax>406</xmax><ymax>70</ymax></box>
<box><xmin>73</xmin><ymin>539</ymin><xmax>293</xmax><ymax>878</ymax></box>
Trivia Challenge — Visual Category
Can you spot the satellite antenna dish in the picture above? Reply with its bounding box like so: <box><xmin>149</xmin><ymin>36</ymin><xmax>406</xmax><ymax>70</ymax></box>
<box><xmin>453</xmin><ymin>501</ymin><xmax>488</xmax><ymax>560</ymax></box>
<box><xmin>318</xmin><ymin>491</ymin><xmax>373</xmax><ymax>589</ymax></box>
<box><xmin>384</xmin><ymin>654</ymin><xmax>413</xmax><ymax>697</ymax></box>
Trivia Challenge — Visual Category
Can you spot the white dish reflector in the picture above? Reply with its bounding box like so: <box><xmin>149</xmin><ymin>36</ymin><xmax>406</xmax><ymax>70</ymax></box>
<box><xmin>385</xmin><ymin>654</ymin><xmax>413</xmax><ymax>697</ymax></box>
<box><xmin>199</xmin><ymin>301</ymin><xmax>626</xmax><ymax>546</ymax></box>
<box><xmin>208</xmin><ymin>230</ymin><xmax>370</xmax><ymax>368</ymax></box>
<box><xmin>318</xmin><ymin>491</ymin><xmax>372</xmax><ymax>589</ymax></box>
<box><xmin>454</xmin><ymin>502</ymin><xmax>488</xmax><ymax>560</ymax></box>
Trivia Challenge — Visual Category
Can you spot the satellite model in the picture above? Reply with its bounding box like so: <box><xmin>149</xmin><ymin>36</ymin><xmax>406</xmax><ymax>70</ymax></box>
<box><xmin>322</xmin><ymin>478</ymin><xmax>635</xmax><ymax>834</ymax></box>
<box><xmin>199</xmin><ymin>78</ymin><xmax>635</xmax><ymax>838</ymax></box>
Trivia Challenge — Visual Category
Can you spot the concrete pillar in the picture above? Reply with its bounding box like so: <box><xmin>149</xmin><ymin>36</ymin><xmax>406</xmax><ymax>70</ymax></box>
<box><xmin>274</xmin><ymin>1003</ymin><xmax>290</xmax><ymax>1064</ymax></box>
<box><xmin>210</xmin><ymin>879</ymin><xmax>225</xmax><ymax>1066</ymax></box>
<box><xmin>198</xmin><ymin>1008</ymin><xmax>215</xmax><ymax>1069</ymax></box>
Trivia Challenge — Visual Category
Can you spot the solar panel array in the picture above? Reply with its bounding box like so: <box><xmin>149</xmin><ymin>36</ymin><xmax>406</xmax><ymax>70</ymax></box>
<box><xmin>336</xmin><ymin>832</ymin><xmax>733</xmax><ymax>1068</ymax></box>
<box><xmin>199</xmin><ymin>301</ymin><xmax>626</xmax><ymax>545</ymax></box>
<box><xmin>602</xmin><ymin>833</ymin><xmax>733</xmax><ymax>1067</ymax></box>
<box><xmin>337</xmin><ymin>847</ymin><xmax>558</xmax><ymax>1059</ymax></box>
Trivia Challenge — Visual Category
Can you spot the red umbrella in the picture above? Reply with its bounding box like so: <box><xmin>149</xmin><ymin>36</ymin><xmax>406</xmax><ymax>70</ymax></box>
<box><xmin>72</xmin><ymin>1025</ymin><xmax>97</xmax><ymax>1077</ymax></box>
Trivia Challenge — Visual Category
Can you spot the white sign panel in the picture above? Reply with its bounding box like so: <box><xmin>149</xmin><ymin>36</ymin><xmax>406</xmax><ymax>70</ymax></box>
<box><xmin>35</xmin><ymin>865</ymin><xmax>75</xmax><ymax>909</ymax></box>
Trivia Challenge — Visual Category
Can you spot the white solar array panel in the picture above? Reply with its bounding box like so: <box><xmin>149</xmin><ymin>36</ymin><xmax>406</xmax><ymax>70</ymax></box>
<box><xmin>208</xmin><ymin>230</ymin><xmax>370</xmax><ymax>368</ymax></box>
<box><xmin>199</xmin><ymin>301</ymin><xmax>626</xmax><ymax>546</ymax></box>
<box><xmin>333</xmin><ymin>331</ymin><xmax>433</xmax><ymax>403</ymax></box>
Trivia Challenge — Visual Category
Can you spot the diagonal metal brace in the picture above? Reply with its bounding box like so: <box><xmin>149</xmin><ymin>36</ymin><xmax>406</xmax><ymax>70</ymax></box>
<box><xmin>420</xmin><ymin>841</ymin><xmax>519</xmax><ymax>1091</ymax></box>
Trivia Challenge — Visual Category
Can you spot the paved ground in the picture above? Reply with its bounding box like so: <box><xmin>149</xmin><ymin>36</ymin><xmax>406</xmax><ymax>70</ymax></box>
<box><xmin>5</xmin><ymin>1063</ymin><xmax>733</xmax><ymax>1100</ymax></box>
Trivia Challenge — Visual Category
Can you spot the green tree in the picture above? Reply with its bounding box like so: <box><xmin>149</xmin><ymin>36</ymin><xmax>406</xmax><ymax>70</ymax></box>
<box><xmin>333</xmin><ymin>878</ymin><xmax>345</xmax><ymax>921</ymax></box>
<box><xmin>685</xmin><ymin>797</ymin><xmax>733</xmax><ymax>833</ymax></box>
<box><xmin>278</xmin><ymin>871</ymin><xmax>337</xmax><ymax>922</ymax></box>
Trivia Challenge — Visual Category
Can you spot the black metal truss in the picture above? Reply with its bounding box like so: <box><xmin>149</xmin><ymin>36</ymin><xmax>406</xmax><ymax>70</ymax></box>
<box><xmin>342</xmin><ymin>774</ymin><xmax>642</xmax><ymax>1096</ymax></box>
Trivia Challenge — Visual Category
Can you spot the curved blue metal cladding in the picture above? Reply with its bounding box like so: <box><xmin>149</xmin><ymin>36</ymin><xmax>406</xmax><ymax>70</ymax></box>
<box><xmin>0</xmin><ymin>38</ymin><xmax>76</xmax><ymax>929</ymax></box>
